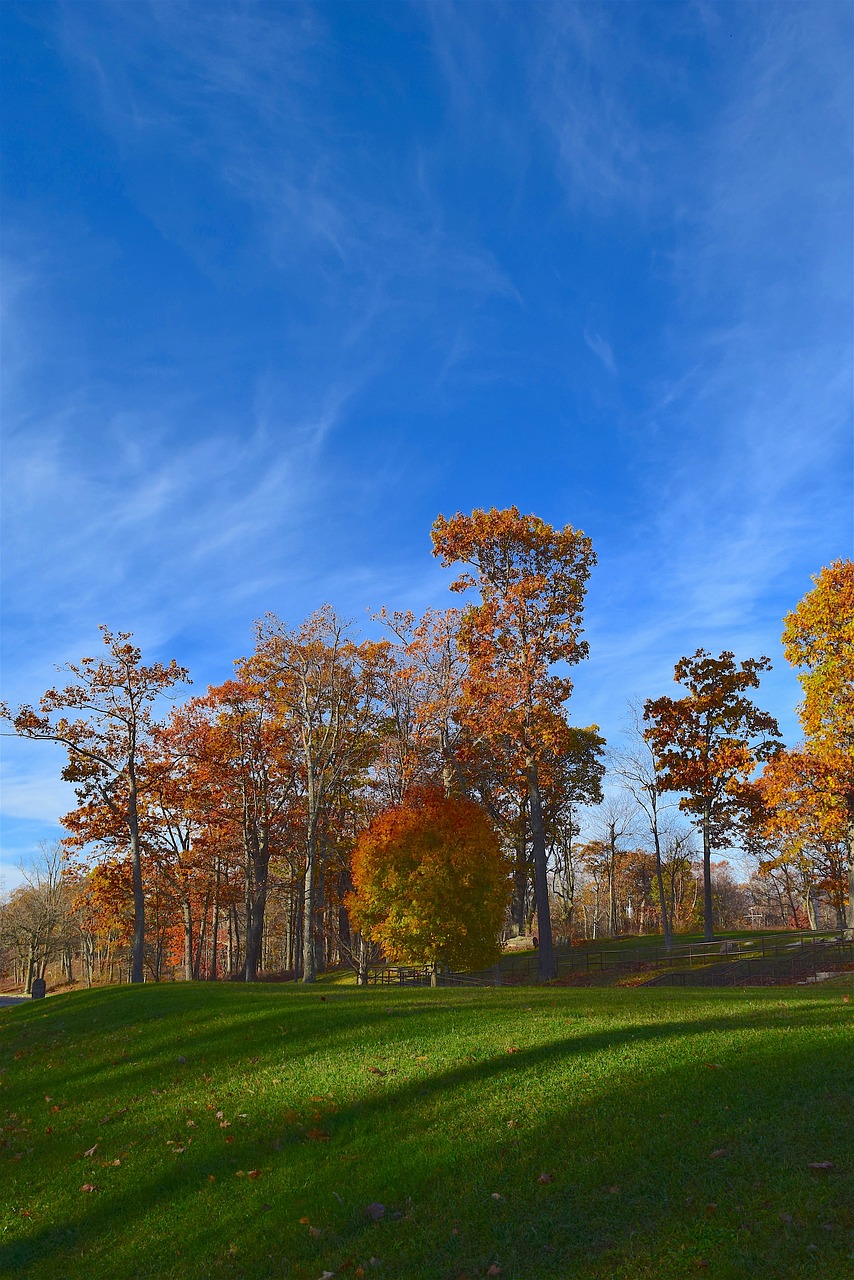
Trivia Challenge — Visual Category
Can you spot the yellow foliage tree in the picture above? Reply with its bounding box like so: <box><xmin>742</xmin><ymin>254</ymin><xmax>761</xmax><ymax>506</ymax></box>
<box><xmin>781</xmin><ymin>559</ymin><xmax>854</xmax><ymax>935</ymax></box>
<box><xmin>347</xmin><ymin>787</ymin><xmax>512</xmax><ymax>981</ymax></box>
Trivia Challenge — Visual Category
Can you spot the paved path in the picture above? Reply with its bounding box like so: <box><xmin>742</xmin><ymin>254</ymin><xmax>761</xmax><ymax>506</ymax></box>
<box><xmin>0</xmin><ymin>995</ymin><xmax>32</xmax><ymax>1008</ymax></box>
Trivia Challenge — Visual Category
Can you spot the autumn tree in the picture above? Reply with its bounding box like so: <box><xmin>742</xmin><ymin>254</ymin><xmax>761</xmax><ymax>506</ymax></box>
<box><xmin>612</xmin><ymin>702</ymin><xmax>676</xmax><ymax>949</ymax></box>
<box><xmin>644</xmin><ymin>650</ymin><xmax>781</xmax><ymax>942</ymax></box>
<box><xmin>252</xmin><ymin>607</ymin><xmax>385</xmax><ymax>982</ymax></box>
<box><xmin>463</xmin><ymin>713</ymin><xmax>604</xmax><ymax>939</ymax></box>
<box><xmin>781</xmin><ymin>559</ymin><xmax>854</xmax><ymax>935</ymax></box>
<box><xmin>347</xmin><ymin>787</ymin><xmax>511</xmax><ymax>983</ymax></box>
<box><xmin>373</xmin><ymin>607</ymin><xmax>467</xmax><ymax>801</ymax></box>
<box><xmin>194</xmin><ymin>676</ymin><xmax>301</xmax><ymax>982</ymax></box>
<box><xmin>1</xmin><ymin>628</ymin><xmax>189</xmax><ymax>983</ymax></box>
<box><xmin>431</xmin><ymin>506</ymin><xmax>596</xmax><ymax>981</ymax></box>
<box><xmin>0</xmin><ymin>843</ymin><xmax>72</xmax><ymax>991</ymax></box>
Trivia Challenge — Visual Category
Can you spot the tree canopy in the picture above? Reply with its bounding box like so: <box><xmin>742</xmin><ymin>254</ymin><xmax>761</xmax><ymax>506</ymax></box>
<box><xmin>347</xmin><ymin>787</ymin><xmax>511</xmax><ymax>977</ymax></box>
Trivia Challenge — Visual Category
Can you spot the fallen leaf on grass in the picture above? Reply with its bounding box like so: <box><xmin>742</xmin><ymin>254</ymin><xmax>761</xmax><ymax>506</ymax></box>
<box><xmin>692</xmin><ymin>1261</ymin><xmax>710</xmax><ymax>1270</ymax></box>
<box><xmin>248</xmin><ymin>1169</ymin><xmax>262</xmax><ymax>1179</ymax></box>
<box><xmin>367</xmin><ymin>1067</ymin><xmax>386</xmax><ymax>1077</ymax></box>
<box><xmin>309</xmin><ymin>1226</ymin><xmax>322</xmax><ymax>1238</ymax></box>
<box><xmin>807</xmin><ymin>1161</ymin><xmax>835</xmax><ymax>1172</ymax></box>
<box><xmin>83</xmin><ymin>1144</ymin><xmax>98</xmax><ymax>1158</ymax></box>
<box><xmin>537</xmin><ymin>1173</ymin><xmax>555</xmax><ymax>1185</ymax></box>
<box><xmin>365</xmin><ymin>1202</ymin><xmax>385</xmax><ymax>1221</ymax></box>
<box><xmin>507</xmin><ymin>1047</ymin><xmax>521</xmax><ymax>1054</ymax></box>
<box><xmin>490</xmin><ymin>1192</ymin><xmax>505</xmax><ymax>1201</ymax></box>
<box><xmin>487</xmin><ymin>1267</ymin><xmax>502</xmax><ymax>1275</ymax></box>
<box><xmin>80</xmin><ymin>1184</ymin><xmax>98</xmax><ymax>1193</ymax></box>
<box><xmin>709</xmin><ymin>1148</ymin><xmax>728</xmax><ymax>1159</ymax></box>
<box><xmin>307</xmin><ymin>1129</ymin><xmax>331</xmax><ymax>1142</ymax></box>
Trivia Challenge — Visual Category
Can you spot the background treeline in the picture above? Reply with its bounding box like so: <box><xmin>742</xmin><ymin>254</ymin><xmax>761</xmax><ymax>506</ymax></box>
<box><xmin>2</xmin><ymin>513</ymin><xmax>851</xmax><ymax>989</ymax></box>
<box><xmin>2</xmin><ymin>828</ymin><xmax>844</xmax><ymax>991</ymax></box>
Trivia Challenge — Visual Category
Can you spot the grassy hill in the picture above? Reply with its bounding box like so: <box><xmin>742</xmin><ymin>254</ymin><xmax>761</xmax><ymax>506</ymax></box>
<box><xmin>1</xmin><ymin>983</ymin><xmax>851</xmax><ymax>1279</ymax></box>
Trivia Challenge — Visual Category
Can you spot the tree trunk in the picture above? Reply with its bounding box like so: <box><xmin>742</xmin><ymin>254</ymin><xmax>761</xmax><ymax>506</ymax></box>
<box><xmin>652</xmin><ymin>825</ymin><xmax>672</xmax><ymax>951</ymax></box>
<box><xmin>526</xmin><ymin>761</ymin><xmax>557</xmax><ymax>980</ymax></box>
<box><xmin>127</xmin><ymin>776</ymin><xmax>146</xmax><ymax>983</ymax></box>
<box><xmin>314</xmin><ymin>857</ymin><xmax>326</xmax><ymax>976</ymax></box>
<box><xmin>701</xmin><ymin>800</ymin><xmax>715</xmax><ymax>942</ymax></box>
<box><xmin>209</xmin><ymin>863</ymin><xmax>220</xmax><ymax>981</ymax></box>
<box><xmin>510</xmin><ymin>836</ymin><xmax>528</xmax><ymax>937</ymax></box>
<box><xmin>244</xmin><ymin>853</ymin><xmax>269</xmax><ymax>982</ymax></box>
<box><xmin>356</xmin><ymin>936</ymin><xmax>369</xmax><ymax>986</ymax></box>
<box><xmin>844</xmin><ymin>793</ymin><xmax>854</xmax><ymax>940</ymax></box>
<box><xmin>193</xmin><ymin>889</ymin><xmax>211</xmax><ymax>979</ymax></box>
<box><xmin>805</xmin><ymin>883</ymin><xmax>817</xmax><ymax>931</ymax></box>
<box><xmin>181</xmin><ymin>899</ymin><xmax>194</xmax><ymax>982</ymax></box>
<box><xmin>302</xmin><ymin>828</ymin><xmax>318</xmax><ymax>983</ymax></box>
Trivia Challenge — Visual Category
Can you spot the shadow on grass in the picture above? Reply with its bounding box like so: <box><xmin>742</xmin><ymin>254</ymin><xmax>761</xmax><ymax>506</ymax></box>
<box><xmin>2</xmin><ymin>986</ymin><xmax>851</xmax><ymax>1279</ymax></box>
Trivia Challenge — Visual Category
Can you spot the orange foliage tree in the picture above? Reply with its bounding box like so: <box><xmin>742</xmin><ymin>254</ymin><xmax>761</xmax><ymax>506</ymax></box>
<box><xmin>755</xmin><ymin>749</ymin><xmax>849</xmax><ymax>929</ymax></box>
<box><xmin>251</xmin><ymin>607</ymin><xmax>387</xmax><ymax>982</ymax></box>
<box><xmin>644</xmin><ymin>650</ymin><xmax>781</xmax><ymax>942</ymax></box>
<box><xmin>347</xmin><ymin>788</ymin><xmax>511</xmax><ymax>982</ymax></box>
<box><xmin>431</xmin><ymin>506</ymin><xmax>596</xmax><ymax>980</ymax></box>
<box><xmin>1</xmin><ymin>627</ymin><xmax>189</xmax><ymax>983</ymax></box>
<box><xmin>780</xmin><ymin>559</ymin><xmax>854</xmax><ymax>934</ymax></box>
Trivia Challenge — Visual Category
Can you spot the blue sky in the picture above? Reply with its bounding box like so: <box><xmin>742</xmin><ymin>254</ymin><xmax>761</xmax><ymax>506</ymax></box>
<box><xmin>2</xmin><ymin>0</ymin><xmax>851</xmax><ymax>890</ymax></box>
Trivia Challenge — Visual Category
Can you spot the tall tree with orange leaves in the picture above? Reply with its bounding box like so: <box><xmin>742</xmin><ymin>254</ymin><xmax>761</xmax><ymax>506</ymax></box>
<box><xmin>644</xmin><ymin>650</ymin><xmax>781</xmax><ymax>942</ymax></box>
<box><xmin>1</xmin><ymin>627</ymin><xmax>189</xmax><ymax>983</ymax></box>
<box><xmin>431</xmin><ymin>506</ymin><xmax>596</xmax><ymax>980</ymax></box>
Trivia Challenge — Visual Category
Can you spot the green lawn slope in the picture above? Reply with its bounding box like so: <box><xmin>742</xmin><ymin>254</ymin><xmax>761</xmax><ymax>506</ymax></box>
<box><xmin>1</xmin><ymin>984</ymin><xmax>851</xmax><ymax>1279</ymax></box>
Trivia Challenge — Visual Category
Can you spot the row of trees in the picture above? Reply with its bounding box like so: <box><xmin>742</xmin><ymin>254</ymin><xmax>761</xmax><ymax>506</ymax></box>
<box><xmin>2</xmin><ymin>508</ymin><xmax>851</xmax><ymax>987</ymax></box>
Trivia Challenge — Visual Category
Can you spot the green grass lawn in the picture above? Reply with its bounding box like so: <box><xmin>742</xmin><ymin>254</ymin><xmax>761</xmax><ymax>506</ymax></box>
<box><xmin>1</xmin><ymin>984</ymin><xmax>851</xmax><ymax>1280</ymax></box>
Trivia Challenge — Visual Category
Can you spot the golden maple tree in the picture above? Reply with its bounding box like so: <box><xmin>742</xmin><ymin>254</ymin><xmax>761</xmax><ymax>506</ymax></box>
<box><xmin>347</xmin><ymin>787</ymin><xmax>511</xmax><ymax>979</ymax></box>
<box><xmin>780</xmin><ymin>559</ymin><xmax>854</xmax><ymax>935</ymax></box>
